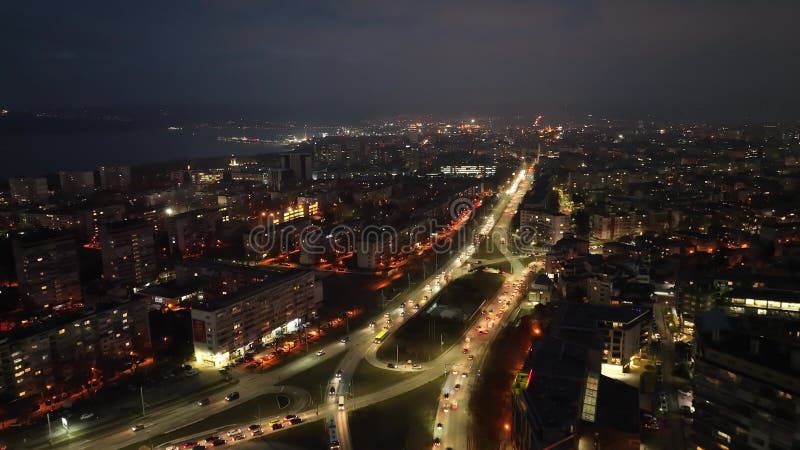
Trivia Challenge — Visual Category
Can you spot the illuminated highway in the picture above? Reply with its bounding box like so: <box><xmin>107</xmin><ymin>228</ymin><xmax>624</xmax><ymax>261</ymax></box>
<box><xmin>38</xmin><ymin>163</ymin><xmax>533</xmax><ymax>450</ymax></box>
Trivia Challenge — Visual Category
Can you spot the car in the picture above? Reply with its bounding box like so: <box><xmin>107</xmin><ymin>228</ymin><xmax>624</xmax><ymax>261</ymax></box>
<box><xmin>271</xmin><ymin>423</ymin><xmax>283</xmax><ymax>430</ymax></box>
<box><xmin>225</xmin><ymin>392</ymin><xmax>239</xmax><ymax>401</ymax></box>
<box><xmin>461</xmin><ymin>348</ymin><xmax>469</xmax><ymax>354</ymax></box>
<box><xmin>204</xmin><ymin>436</ymin><xmax>219</xmax><ymax>443</ymax></box>
<box><xmin>290</xmin><ymin>417</ymin><xmax>302</xmax><ymax>425</ymax></box>
<box><xmin>434</xmin><ymin>437</ymin><xmax>441</xmax><ymax>447</ymax></box>
<box><xmin>248</xmin><ymin>424</ymin><xmax>261</xmax><ymax>431</ymax></box>
<box><xmin>436</xmin><ymin>422</ymin><xmax>443</xmax><ymax>430</ymax></box>
<box><xmin>315</xmin><ymin>350</ymin><xmax>325</xmax><ymax>357</ymax></box>
<box><xmin>227</xmin><ymin>429</ymin><xmax>243</xmax><ymax>436</ymax></box>
<box><xmin>232</xmin><ymin>434</ymin><xmax>245</xmax><ymax>441</ymax></box>
<box><xmin>183</xmin><ymin>442</ymin><xmax>198</xmax><ymax>449</ymax></box>
<box><xmin>369</xmin><ymin>322</ymin><xmax>376</xmax><ymax>328</ymax></box>
<box><xmin>467</xmin><ymin>354</ymin><xmax>474</xmax><ymax>361</ymax></box>
<box><xmin>384</xmin><ymin>313</ymin><xmax>390</xmax><ymax>318</ymax></box>
<box><xmin>197</xmin><ymin>397</ymin><xmax>210</xmax><ymax>406</ymax></box>
<box><xmin>251</xmin><ymin>429</ymin><xmax>263</xmax><ymax>436</ymax></box>
<box><xmin>284</xmin><ymin>414</ymin><xmax>297</xmax><ymax>420</ymax></box>
<box><xmin>211</xmin><ymin>439</ymin><xmax>226</xmax><ymax>446</ymax></box>
<box><xmin>335</xmin><ymin>370</ymin><xmax>343</xmax><ymax>379</ymax></box>
<box><xmin>192</xmin><ymin>446</ymin><xmax>206</xmax><ymax>450</ymax></box>
<box><xmin>443</xmin><ymin>392</ymin><xmax>450</xmax><ymax>399</ymax></box>
<box><xmin>386</xmin><ymin>363</ymin><xmax>395</xmax><ymax>369</ymax></box>
<box><xmin>79</xmin><ymin>413</ymin><xmax>95</xmax><ymax>421</ymax></box>
<box><xmin>339</xmin><ymin>336</ymin><xmax>350</xmax><ymax>343</ymax></box>
<box><xmin>443</xmin><ymin>404</ymin><xmax>450</xmax><ymax>413</ymax></box>
<box><xmin>461</xmin><ymin>372</ymin><xmax>469</xmax><ymax>378</ymax></box>
<box><xmin>329</xmin><ymin>386</ymin><xmax>336</xmax><ymax>396</ymax></box>
<box><xmin>185</xmin><ymin>368</ymin><xmax>200</xmax><ymax>377</ymax></box>
<box><xmin>412</xmin><ymin>363</ymin><xmax>422</xmax><ymax>369</ymax></box>
<box><xmin>131</xmin><ymin>424</ymin><xmax>145</xmax><ymax>432</ymax></box>
<box><xmin>454</xmin><ymin>384</ymin><xmax>461</xmax><ymax>390</ymax></box>
<box><xmin>643</xmin><ymin>419</ymin><xmax>660</xmax><ymax>431</ymax></box>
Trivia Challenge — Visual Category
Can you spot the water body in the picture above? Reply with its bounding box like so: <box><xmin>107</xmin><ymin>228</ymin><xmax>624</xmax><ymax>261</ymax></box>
<box><xmin>0</xmin><ymin>127</ymin><xmax>294</xmax><ymax>177</ymax></box>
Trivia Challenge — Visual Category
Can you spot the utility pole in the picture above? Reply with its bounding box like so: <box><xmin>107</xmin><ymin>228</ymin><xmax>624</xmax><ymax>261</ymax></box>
<box><xmin>140</xmin><ymin>387</ymin><xmax>146</xmax><ymax>416</ymax></box>
<box><xmin>47</xmin><ymin>412</ymin><xmax>51</xmax><ymax>441</ymax></box>
<box><xmin>396</xmin><ymin>345</ymin><xmax>399</xmax><ymax>366</ymax></box>
<box><xmin>317</xmin><ymin>384</ymin><xmax>321</xmax><ymax>416</ymax></box>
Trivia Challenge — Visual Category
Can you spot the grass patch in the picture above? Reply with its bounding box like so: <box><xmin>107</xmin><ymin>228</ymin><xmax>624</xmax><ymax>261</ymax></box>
<box><xmin>257</xmin><ymin>420</ymin><xmax>330</xmax><ymax>450</ymax></box>
<box><xmin>351</xmin><ymin>359</ymin><xmax>415</xmax><ymax>397</ymax></box>
<box><xmin>474</xmin><ymin>236</ymin><xmax>506</xmax><ymax>261</ymax></box>
<box><xmin>349</xmin><ymin>376</ymin><xmax>444</xmax><ymax>450</ymax></box>
<box><xmin>119</xmin><ymin>392</ymin><xmax>293</xmax><ymax>450</ymax></box>
<box><xmin>277</xmin><ymin>351</ymin><xmax>347</xmax><ymax>398</ymax></box>
<box><xmin>376</xmin><ymin>272</ymin><xmax>504</xmax><ymax>363</ymax></box>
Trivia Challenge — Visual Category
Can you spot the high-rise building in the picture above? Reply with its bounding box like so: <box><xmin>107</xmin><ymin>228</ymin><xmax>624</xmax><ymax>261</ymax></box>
<box><xmin>511</xmin><ymin>334</ymin><xmax>640</xmax><ymax>450</ymax></box>
<box><xmin>692</xmin><ymin>310</ymin><xmax>800</xmax><ymax>450</ymax></box>
<box><xmin>58</xmin><ymin>170</ymin><xmax>95</xmax><ymax>198</ymax></box>
<box><xmin>97</xmin><ymin>165</ymin><xmax>131</xmax><ymax>191</ymax></box>
<box><xmin>9</xmin><ymin>177</ymin><xmax>48</xmax><ymax>204</ymax></box>
<box><xmin>190</xmin><ymin>269</ymin><xmax>322</xmax><ymax>367</ymax></box>
<box><xmin>12</xmin><ymin>233</ymin><xmax>82</xmax><ymax>309</ymax></box>
<box><xmin>165</xmin><ymin>209</ymin><xmax>218</xmax><ymax>258</ymax></box>
<box><xmin>100</xmin><ymin>220</ymin><xmax>157</xmax><ymax>287</ymax></box>
<box><xmin>520</xmin><ymin>208</ymin><xmax>569</xmax><ymax>245</ymax></box>
<box><xmin>0</xmin><ymin>297</ymin><xmax>150</xmax><ymax>402</ymax></box>
<box><xmin>280</xmin><ymin>151</ymin><xmax>313</xmax><ymax>182</ymax></box>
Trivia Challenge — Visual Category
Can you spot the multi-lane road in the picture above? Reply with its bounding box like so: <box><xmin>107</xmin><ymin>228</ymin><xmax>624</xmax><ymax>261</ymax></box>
<box><xmin>433</xmin><ymin>165</ymin><xmax>534</xmax><ymax>450</ymax></box>
<box><xmin>37</xmin><ymin>162</ymin><xmax>534</xmax><ymax>450</ymax></box>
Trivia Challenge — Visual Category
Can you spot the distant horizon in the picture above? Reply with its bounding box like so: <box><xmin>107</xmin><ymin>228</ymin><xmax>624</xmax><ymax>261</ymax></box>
<box><xmin>3</xmin><ymin>104</ymin><xmax>799</xmax><ymax>126</ymax></box>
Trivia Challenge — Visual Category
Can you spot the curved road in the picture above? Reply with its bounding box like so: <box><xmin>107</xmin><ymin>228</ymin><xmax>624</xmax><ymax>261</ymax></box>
<box><xmin>37</xmin><ymin>163</ymin><xmax>531</xmax><ymax>450</ymax></box>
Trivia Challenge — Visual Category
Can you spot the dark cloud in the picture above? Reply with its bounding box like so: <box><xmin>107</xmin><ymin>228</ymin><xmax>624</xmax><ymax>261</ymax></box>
<box><xmin>1</xmin><ymin>0</ymin><xmax>799</xmax><ymax>119</ymax></box>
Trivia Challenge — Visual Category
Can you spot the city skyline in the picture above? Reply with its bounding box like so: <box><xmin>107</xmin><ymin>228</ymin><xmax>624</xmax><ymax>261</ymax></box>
<box><xmin>1</xmin><ymin>2</ymin><xmax>799</xmax><ymax>450</ymax></box>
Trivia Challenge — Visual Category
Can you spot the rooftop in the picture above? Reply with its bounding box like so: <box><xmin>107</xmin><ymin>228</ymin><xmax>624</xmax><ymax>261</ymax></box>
<box><xmin>192</xmin><ymin>268</ymin><xmax>310</xmax><ymax>312</ymax></box>
<box><xmin>558</xmin><ymin>302</ymin><xmax>650</xmax><ymax>330</ymax></box>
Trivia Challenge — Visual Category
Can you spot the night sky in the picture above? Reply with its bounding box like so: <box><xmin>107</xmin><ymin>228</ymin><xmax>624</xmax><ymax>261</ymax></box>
<box><xmin>2</xmin><ymin>1</ymin><xmax>800</xmax><ymax>119</ymax></box>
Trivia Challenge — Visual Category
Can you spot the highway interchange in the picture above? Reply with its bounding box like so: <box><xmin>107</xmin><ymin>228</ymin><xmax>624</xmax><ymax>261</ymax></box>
<box><xmin>41</xmin><ymin>162</ymin><xmax>535</xmax><ymax>450</ymax></box>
